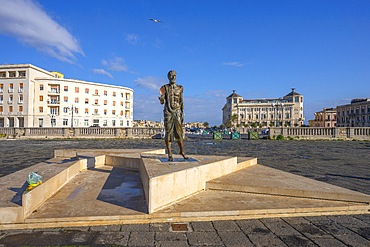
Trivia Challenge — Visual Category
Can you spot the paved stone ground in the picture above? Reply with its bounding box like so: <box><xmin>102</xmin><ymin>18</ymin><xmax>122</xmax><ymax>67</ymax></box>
<box><xmin>0</xmin><ymin>137</ymin><xmax>369</xmax><ymax>246</ymax></box>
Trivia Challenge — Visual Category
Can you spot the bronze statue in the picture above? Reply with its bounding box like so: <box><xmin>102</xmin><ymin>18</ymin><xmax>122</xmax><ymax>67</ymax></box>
<box><xmin>159</xmin><ymin>70</ymin><xmax>188</xmax><ymax>161</ymax></box>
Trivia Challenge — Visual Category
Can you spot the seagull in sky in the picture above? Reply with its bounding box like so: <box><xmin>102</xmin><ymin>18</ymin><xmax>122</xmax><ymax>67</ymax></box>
<box><xmin>149</xmin><ymin>18</ymin><xmax>162</xmax><ymax>23</ymax></box>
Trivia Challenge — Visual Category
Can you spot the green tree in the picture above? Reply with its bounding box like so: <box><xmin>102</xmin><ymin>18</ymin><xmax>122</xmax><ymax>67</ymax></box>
<box><xmin>230</xmin><ymin>114</ymin><xmax>238</xmax><ymax>127</ymax></box>
<box><xmin>203</xmin><ymin>121</ymin><xmax>209</xmax><ymax>128</ymax></box>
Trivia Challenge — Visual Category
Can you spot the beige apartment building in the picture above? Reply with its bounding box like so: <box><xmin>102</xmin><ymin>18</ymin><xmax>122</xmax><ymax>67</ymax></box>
<box><xmin>222</xmin><ymin>88</ymin><xmax>304</xmax><ymax>127</ymax></box>
<box><xmin>309</xmin><ymin>108</ymin><xmax>337</xmax><ymax>127</ymax></box>
<box><xmin>0</xmin><ymin>64</ymin><xmax>133</xmax><ymax>128</ymax></box>
<box><xmin>336</xmin><ymin>98</ymin><xmax>370</xmax><ymax>127</ymax></box>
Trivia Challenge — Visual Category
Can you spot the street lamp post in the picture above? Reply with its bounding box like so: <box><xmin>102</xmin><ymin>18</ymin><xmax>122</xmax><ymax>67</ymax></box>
<box><xmin>67</xmin><ymin>105</ymin><xmax>75</xmax><ymax>128</ymax></box>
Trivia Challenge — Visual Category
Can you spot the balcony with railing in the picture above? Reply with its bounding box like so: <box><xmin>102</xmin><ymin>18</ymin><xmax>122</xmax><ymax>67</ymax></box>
<box><xmin>48</xmin><ymin>88</ymin><xmax>60</xmax><ymax>94</ymax></box>
<box><xmin>47</xmin><ymin>97</ymin><xmax>60</xmax><ymax>105</ymax></box>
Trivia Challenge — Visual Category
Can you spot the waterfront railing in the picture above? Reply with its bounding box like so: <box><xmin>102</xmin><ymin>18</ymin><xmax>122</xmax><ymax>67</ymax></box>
<box><xmin>0</xmin><ymin>127</ymin><xmax>369</xmax><ymax>140</ymax></box>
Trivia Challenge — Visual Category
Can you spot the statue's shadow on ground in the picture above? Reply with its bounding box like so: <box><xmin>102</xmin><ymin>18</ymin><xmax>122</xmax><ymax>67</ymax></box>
<box><xmin>96</xmin><ymin>167</ymin><xmax>148</xmax><ymax>214</ymax></box>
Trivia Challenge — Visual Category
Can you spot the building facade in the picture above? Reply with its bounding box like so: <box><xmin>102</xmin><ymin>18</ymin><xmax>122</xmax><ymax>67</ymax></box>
<box><xmin>222</xmin><ymin>88</ymin><xmax>304</xmax><ymax>127</ymax></box>
<box><xmin>0</xmin><ymin>64</ymin><xmax>133</xmax><ymax>128</ymax></box>
<box><xmin>309</xmin><ymin>108</ymin><xmax>337</xmax><ymax>127</ymax></box>
<box><xmin>336</xmin><ymin>98</ymin><xmax>370</xmax><ymax>127</ymax></box>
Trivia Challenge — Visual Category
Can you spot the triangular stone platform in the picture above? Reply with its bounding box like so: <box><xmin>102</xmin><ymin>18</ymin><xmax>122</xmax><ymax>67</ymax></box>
<box><xmin>0</xmin><ymin>149</ymin><xmax>369</xmax><ymax>230</ymax></box>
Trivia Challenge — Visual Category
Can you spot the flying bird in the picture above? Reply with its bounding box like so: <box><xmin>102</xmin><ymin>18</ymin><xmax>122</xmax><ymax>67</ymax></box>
<box><xmin>149</xmin><ymin>18</ymin><xmax>162</xmax><ymax>23</ymax></box>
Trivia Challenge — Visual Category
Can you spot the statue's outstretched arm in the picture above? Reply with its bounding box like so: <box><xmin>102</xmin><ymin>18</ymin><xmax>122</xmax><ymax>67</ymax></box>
<box><xmin>159</xmin><ymin>85</ymin><xmax>165</xmax><ymax>104</ymax></box>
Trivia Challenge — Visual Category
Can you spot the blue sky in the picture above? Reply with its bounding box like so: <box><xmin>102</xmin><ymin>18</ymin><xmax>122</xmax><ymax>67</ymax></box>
<box><xmin>1</xmin><ymin>0</ymin><xmax>370</xmax><ymax>126</ymax></box>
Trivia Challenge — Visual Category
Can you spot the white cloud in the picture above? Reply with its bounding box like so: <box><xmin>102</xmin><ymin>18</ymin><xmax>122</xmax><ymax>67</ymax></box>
<box><xmin>134</xmin><ymin>94</ymin><xmax>163</xmax><ymax>121</ymax></box>
<box><xmin>0</xmin><ymin>0</ymin><xmax>84</xmax><ymax>63</ymax></box>
<box><xmin>92</xmin><ymin>69</ymin><xmax>113</xmax><ymax>79</ymax></box>
<box><xmin>125</xmin><ymin>33</ymin><xmax>139</xmax><ymax>45</ymax></box>
<box><xmin>223</xmin><ymin>61</ymin><xmax>247</xmax><ymax>67</ymax></box>
<box><xmin>134</xmin><ymin>76</ymin><xmax>163</xmax><ymax>91</ymax></box>
<box><xmin>102</xmin><ymin>57</ymin><xmax>129</xmax><ymax>72</ymax></box>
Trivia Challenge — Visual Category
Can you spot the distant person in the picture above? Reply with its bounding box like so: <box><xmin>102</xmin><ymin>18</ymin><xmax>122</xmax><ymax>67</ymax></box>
<box><xmin>159</xmin><ymin>70</ymin><xmax>188</xmax><ymax>161</ymax></box>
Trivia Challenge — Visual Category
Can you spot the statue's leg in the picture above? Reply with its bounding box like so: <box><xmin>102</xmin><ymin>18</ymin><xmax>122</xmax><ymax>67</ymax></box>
<box><xmin>178</xmin><ymin>141</ymin><xmax>188</xmax><ymax>159</ymax></box>
<box><xmin>165</xmin><ymin>134</ymin><xmax>173</xmax><ymax>161</ymax></box>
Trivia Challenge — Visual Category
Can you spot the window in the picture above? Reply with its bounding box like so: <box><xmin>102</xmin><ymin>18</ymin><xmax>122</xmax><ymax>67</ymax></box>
<box><xmin>19</xmin><ymin>83</ymin><xmax>23</xmax><ymax>93</ymax></box>
<box><xmin>75</xmin><ymin>87</ymin><xmax>79</xmax><ymax>93</ymax></box>
<box><xmin>84</xmin><ymin>119</ymin><xmax>89</xmax><ymax>126</ymax></box>
<box><xmin>85</xmin><ymin>98</ymin><xmax>89</xmax><ymax>104</ymax></box>
<box><xmin>19</xmin><ymin>71</ymin><xmax>26</xmax><ymax>77</ymax></box>
<box><xmin>95</xmin><ymin>89</ymin><xmax>99</xmax><ymax>95</ymax></box>
<box><xmin>50</xmin><ymin>108</ymin><xmax>57</xmax><ymax>115</ymax></box>
<box><xmin>0</xmin><ymin>72</ymin><xmax>6</xmax><ymax>78</ymax></box>
<box><xmin>85</xmin><ymin>88</ymin><xmax>89</xmax><ymax>94</ymax></box>
<box><xmin>112</xmin><ymin>110</ymin><xmax>116</xmax><ymax>115</ymax></box>
<box><xmin>75</xmin><ymin>108</ymin><xmax>79</xmax><ymax>114</ymax></box>
<box><xmin>9</xmin><ymin>71</ymin><xmax>16</xmax><ymax>77</ymax></box>
<box><xmin>39</xmin><ymin>95</ymin><xmax>43</xmax><ymax>101</ymax></box>
<box><xmin>50</xmin><ymin>86</ymin><xmax>59</xmax><ymax>93</ymax></box>
<box><xmin>40</xmin><ymin>84</ymin><xmax>44</xmax><ymax>91</ymax></box>
<box><xmin>103</xmin><ymin>120</ymin><xmax>107</xmax><ymax>126</ymax></box>
<box><xmin>0</xmin><ymin>95</ymin><xmax>3</xmax><ymax>103</ymax></box>
<box><xmin>113</xmin><ymin>91</ymin><xmax>116</xmax><ymax>97</ymax></box>
<box><xmin>63</xmin><ymin>107</ymin><xmax>68</xmax><ymax>113</ymax></box>
<box><xmin>18</xmin><ymin>95</ymin><xmax>23</xmax><ymax>103</ymax></box>
<box><xmin>94</xmin><ymin>109</ymin><xmax>98</xmax><ymax>114</ymax></box>
<box><xmin>0</xmin><ymin>84</ymin><xmax>3</xmax><ymax>93</ymax></box>
<box><xmin>112</xmin><ymin>120</ymin><xmax>116</xmax><ymax>126</ymax></box>
<box><xmin>0</xmin><ymin>106</ymin><xmax>3</xmax><ymax>112</ymax></box>
<box><xmin>104</xmin><ymin>90</ymin><xmax>107</xmax><ymax>96</ymax></box>
<box><xmin>104</xmin><ymin>109</ymin><xmax>107</xmax><ymax>115</ymax></box>
<box><xmin>120</xmin><ymin>110</ymin><xmax>123</xmax><ymax>116</ymax></box>
<box><xmin>19</xmin><ymin>106</ymin><xmax>23</xmax><ymax>112</ymax></box>
<box><xmin>121</xmin><ymin>93</ymin><xmax>124</xmax><ymax>97</ymax></box>
<box><xmin>120</xmin><ymin>101</ymin><xmax>123</xmax><ymax>106</ymax></box>
<box><xmin>64</xmin><ymin>96</ymin><xmax>68</xmax><ymax>102</ymax></box>
<box><xmin>63</xmin><ymin>119</ymin><xmax>68</xmax><ymax>126</ymax></box>
<box><xmin>75</xmin><ymin>97</ymin><xmax>79</xmax><ymax>103</ymax></box>
<box><xmin>94</xmin><ymin>99</ymin><xmax>98</xmax><ymax>105</ymax></box>
<box><xmin>85</xmin><ymin>108</ymin><xmax>89</xmax><ymax>114</ymax></box>
<box><xmin>9</xmin><ymin>83</ymin><xmax>13</xmax><ymax>93</ymax></box>
<box><xmin>104</xmin><ymin>100</ymin><xmax>107</xmax><ymax>105</ymax></box>
<box><xmin>39</xmin><ymin>106</ymin><xmax>43</xmax><ymax>113</ymax></box>
<box><xmin>120</xmin><ymin>120</ymin><xmax>123</xmax><ymax>126</ymax></box>
<box><xmin>9</xmin><ymin>106</ymin><xmax>13</xmax><ymax>112</ymax></box>
<box><xmin>64</xmin><ymin>86</ymin><xmax>68</xmax><ymax>92</ymax></box>
<box><xmin>113</xmin><ymin>101</ymin><xmax>116</xmax><ymax>106</ymax></box>
<box><xmin>8</xmin><ymin>95</ymin><xmax>13</xmax><ymax>103</ymax></box>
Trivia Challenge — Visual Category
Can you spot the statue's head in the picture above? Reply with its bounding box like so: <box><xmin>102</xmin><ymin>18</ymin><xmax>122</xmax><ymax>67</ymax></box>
<box><xmin>167</xmin><ymin>70</ymin><xmax>176</xmax><ymax>84</ymax></box>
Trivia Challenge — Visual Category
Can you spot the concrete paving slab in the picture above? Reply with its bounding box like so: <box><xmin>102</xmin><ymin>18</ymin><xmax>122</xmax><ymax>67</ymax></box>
<box><xmin>206</xmin><ymin>164</ymin><xmax>370</xmax><ymax>203</ymax></box>
<box><xmin>1</xmin><ymin>148</ymin><xmax>369</xmax><ymax>230</ymax></box>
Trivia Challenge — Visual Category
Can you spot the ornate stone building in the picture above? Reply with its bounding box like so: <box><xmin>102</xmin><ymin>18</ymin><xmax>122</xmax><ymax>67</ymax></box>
<box><xmin>0</xmin><ymin>64</ymin><xmax>133</xmax><ymax>128</ymax></box>
<box><xmin>222</xmin><ymin>88</ymin><xmax>304</xmax><ymax>127</ymax></box>
<box><xmin>309</xmin><ymin>108</ymin><xmax>337</xmax><ymax>127</ymax></box>
<box><xmin>336</xmin><ymin>98</ymin><xmax>370</xmax><ymax>127</ymax></box>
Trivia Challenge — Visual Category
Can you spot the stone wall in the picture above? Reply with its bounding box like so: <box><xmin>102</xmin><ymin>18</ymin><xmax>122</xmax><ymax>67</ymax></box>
<box><xmin>269</xmin><ymin>127</ymin><xmax>370</xmax><ymax>140</ymax></box>
<box><xmin>0</xmin><ymin>127</ymin><xmax>162</xmax><ymax>139</ymax></box>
